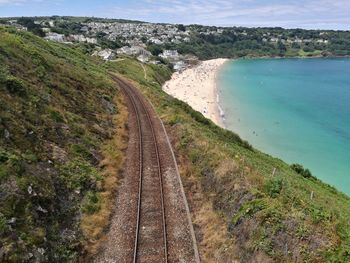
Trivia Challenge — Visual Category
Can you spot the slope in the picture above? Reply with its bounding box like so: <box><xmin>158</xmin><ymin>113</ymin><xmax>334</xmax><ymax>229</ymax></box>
<box><xmin>108</xmin><ymin>58</ymin><xmax>350</xmax><ymax>262</ymax></box>
<box><xmin>0</xmin><ymin>27</ymin><xmax>127</xmax><ymax>261</ymax></box>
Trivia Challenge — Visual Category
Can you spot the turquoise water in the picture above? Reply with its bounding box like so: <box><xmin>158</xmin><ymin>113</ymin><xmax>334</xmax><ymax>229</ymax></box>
<box><xmin>218</xmin><ymin>58</ymin><xmax>350</xmax><ymax>195</ymax></box>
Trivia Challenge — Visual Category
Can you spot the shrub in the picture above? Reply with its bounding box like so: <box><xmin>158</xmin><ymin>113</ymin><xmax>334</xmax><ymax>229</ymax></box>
<box><xmin>309</xmin><ymin>206</ymin><xmax>330</xmax><ymax>224</ymax></box>
<box><xmin>336</xmin><ymin>222</ymin><xmax>350</xmax><ymax>240</ymax></box>
<box><xmin>5</xmin><ymin>76</ymin><xmax>26</xmax><ymax>95</ymax></box>
<box><xmin>69</xmin><ymin>144</ymin><xmax>93</xmax><ymax>161</ymax></box>
<box><xmin>0</xmin><ymin>213</ymin><xmax>7</xmax><ymax>234</ymax></box>
<box><xmin>264</xmin><ymin>178</ymin><xmax>283</xmax><ymax>198</ymax></box>
<box><xmin>81</xmin><ymin>191</ymin><xmax>101</xmax><ymax>214</ymax></box>
<box><xmin>232</xmin><ymin>199</ymin><xmax>266</xmax><ymax>225</ymax></box>
<box><xmin>0</xmin><ymin>148</ymin><xmax>9</xmax><ymax>163</ymax></box>
<box><xmin>291</xmin><ymin>163</ymin><xmax>317</xmax><ymax>180</ymax></box>
<box><xmin>50</xmin><ymin>109</ymin><xmax>64</xmax><ymax>123</ymax></box>
<box><xmin>59</xmin><ymin>160</ymin><xmax>100</xmax><ymax>191</ymax></box>
<box><xmin>0</xmin><ymin>150</ymin><xmax>24</xmax><ymax>180</ymax></box>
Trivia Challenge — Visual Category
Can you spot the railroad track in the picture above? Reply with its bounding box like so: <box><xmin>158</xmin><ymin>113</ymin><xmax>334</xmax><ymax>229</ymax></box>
<box><xmin>114</xmin><ymin>76</ymin><xmax>168</xmax><ymax>263</ymax></box>
<box><xmin>98</xmin><ymin>75</ymin><xmax>200</xmax><ymax>263</ymax></box>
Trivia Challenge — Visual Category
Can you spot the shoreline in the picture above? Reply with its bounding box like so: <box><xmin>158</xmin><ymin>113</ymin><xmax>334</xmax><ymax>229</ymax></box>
<box><xmin>163</xmin><ymin>58</ymin><xmax>229</xmax><ymax>127</ymax></box>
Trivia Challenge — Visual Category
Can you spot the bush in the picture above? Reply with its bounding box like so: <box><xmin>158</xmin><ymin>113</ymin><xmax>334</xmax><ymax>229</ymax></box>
<box><xmin>49</xmin><ymin>110</ymin><xmax>64</xmax><ymax>123</ymax></box>
<box><xmin>336</xmin><ymin>222</ymin><xmax>350</xmax><ymax>240</ymax></box>
<box><xmin>264</xmin><ymin>178</ymin><xmax>283</xmax><ymax>198</ymax></box>
<box><xmin>232</xmin><ymin>199</ymin><xmax>266</xmax><ymax>225</ymax></box>
<box><xmin>5</xmin><ymin>76</ymin><xmax>26</xmax><ymax>95</ymax></box>
<box><xmin>309</xmin><ymin>206</ymin><xmax>330</xmax><ymax>224</ymax></box>
<box><xmin>147</xmin><ymin>44</ymin><xmax>163</xmax><ymax>56</ymax></box>
<box><xmin>59</xmin><ymin>160</ymin><xmax>100</xmax><ymax>191</ymax></box>
<box><xmin>81</xmin><ymin>191</ymin><xmax>100</xmax><ymax>214</ymax></box>
<box><xmin>0</xmin><ymin>148</ymin><xmax>9</xmax><ymax>163</ymax></box>
<box><xmin>69</xmin><ymin>144</ymin><xmax>93</xmax><ymax>161</ymax></box>
<box><xmin>0</xmin><ymin>213</ymin><xmax>7</xmax><ymax>234</ymax></box>
<box><xmin>291</xmin><ymin>163</ymin><xmax>316</xmax><ymax>180</ymax></box>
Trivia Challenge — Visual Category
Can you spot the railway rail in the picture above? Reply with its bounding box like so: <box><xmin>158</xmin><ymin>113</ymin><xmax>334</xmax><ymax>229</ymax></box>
<box><xmin>114</xmin><ymin>76</ymin><xmax>168</xmax><ymax>263</ymax></box>
<box><xmin>97</xmin><ymin>75</ymin><xmax>200</xmax><ymax>263</ymax></box>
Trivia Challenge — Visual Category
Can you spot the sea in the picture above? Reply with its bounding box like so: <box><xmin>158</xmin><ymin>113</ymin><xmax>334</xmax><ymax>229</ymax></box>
<box><xmin>218</xmin><ymin>58</ymin><xmax>350</xmax><ymax>195</ymax></box>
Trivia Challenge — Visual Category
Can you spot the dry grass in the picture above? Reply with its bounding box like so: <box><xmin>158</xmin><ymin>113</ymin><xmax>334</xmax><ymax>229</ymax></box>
<box><xmin>175</xmin><ymin>140</ymin><xmax>240</xmax><ymax>263</ymax></box>
<box><xmin>215</xmin><ymin>159</ymin><xmax>239</xmax><ymax>179</ymax></box>
<box><xmin>193</xmin><ymin>201</ymin><xmax>240</xmax><ymax>263</ymax></box>
<box><xmin>80</xmin><ymin>93</ymin><xmax>129</xmax><ymax>256</ymax></box>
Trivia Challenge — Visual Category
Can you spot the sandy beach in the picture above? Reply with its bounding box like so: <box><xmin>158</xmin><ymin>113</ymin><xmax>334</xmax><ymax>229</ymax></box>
<box><xmin>163</xmin><ymin>58</ymin><xmax>229</xmax><ymax>127</ymax></box>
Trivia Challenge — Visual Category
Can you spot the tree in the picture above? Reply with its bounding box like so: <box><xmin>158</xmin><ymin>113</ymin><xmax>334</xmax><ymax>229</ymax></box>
<box><xmin>147</xmin><ymin>45</ymin><xmax>163</xmax><ymax>56</ymax></box>
<box><xmin>177</xmin><ymin>24</ymin><xmax>186</xmax><ymax>32</ymax></box>
<box><xmin>17</xmin><ymin>17</ymin><xmax>45</xmax><ymax>37</ymax></box>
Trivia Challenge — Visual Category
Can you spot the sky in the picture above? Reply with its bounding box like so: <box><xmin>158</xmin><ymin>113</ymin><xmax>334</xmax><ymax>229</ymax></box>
<box><xmin>0</xmin><ymin>0</ymin><xmax>350</xmax><ymax>30</ymax></box>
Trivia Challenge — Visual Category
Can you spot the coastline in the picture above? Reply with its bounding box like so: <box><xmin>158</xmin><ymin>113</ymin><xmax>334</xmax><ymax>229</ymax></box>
<box><xmin>163</xmin><ymin>58</ymin><xmax>229</xmax><ymax>127</ymax></box>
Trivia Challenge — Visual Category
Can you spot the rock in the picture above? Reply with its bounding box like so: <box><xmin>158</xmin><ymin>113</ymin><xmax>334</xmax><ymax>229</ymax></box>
<box><xmin>0</xmin><ymin>246</ymin><xmax>5</xmax><ymax>261</ymax></box>
<box><xmin>28</xmin><ymin>185</ymin><xmax>33</xmax><ymax>195</ymax></box>
<box><xmin>8</xmin><ymin>217</ymin><xmax>16</xmax><ymax>224</ymax></box>
<box><xmin>55</xmin><ymin>124</ymin><xmax>70</xmax><ymax>138</ymax></box>
<box><xmin>4</xmin><ymin>129</ymin><xmax>10</xmax><ymax>139</ymax></box>
<box><xmin>90</xmin><ymin>150</ymin><xmax>102</xmax><ymax>164</ymax></box>
<box><xmin>51</xmin><ymin>144</ymin><xmax>68</xmax><ymax>163</ymax></box>
<box><xmin>36</xmin><ymin>205</ymin><xmax>48</xmax><ymax>214</ymax></box>
<box><xmin>0</xmin><ymin>177</ymin><xmax>20</xmax><ymax>200</ymax></box>
<box><xmin>61</xmin><ymin>229</ymin><xmax>76</xmax><ymax>242</ymax></box>
<box><xmin>59</xmin><ymin>124</ymin><xmax>70</xmax><ymax>133</ymax></box>
<box><xmin>37</xmin><ymin>248</ymin><xmax>45</xmax><ymax>255</ymax></box>
<box><xmin>101</xmin><ymin>98</ymin><xmax>116</xmax><ymax>114</ymax></box>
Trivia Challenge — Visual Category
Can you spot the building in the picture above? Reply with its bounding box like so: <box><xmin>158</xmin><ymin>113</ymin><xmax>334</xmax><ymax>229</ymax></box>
<box><xmin>69</xmin><ymin>34</ymin><xmax>97</xmax><ymax>44</ymax></box>
<box><xmin>159</xmin><ymin>50</ymin><xmax>179</xmax><ymax>60</ymax></box>
<box><xmin>44</xmin><ymin>32</ymin><xmax>65</xmax><ymax>42</ymax></box>
<box><xmin>117</xmin><ymin>46</ymin><xmax>151</xmax><ymax>57</ymax></box>
<box><xmin>137</xmin><ymin>54</ymin><xmax>150</xmax><ymax>63</ymax></box>
<box><xmin>173</xmin><ymin>61</ymin><xmax>186</xmax><ymax>71</ymax></box>
<box><xmin>93</xmin><ymin>49</ymin><xmax>115</xmax><ymax>61</ymax></box>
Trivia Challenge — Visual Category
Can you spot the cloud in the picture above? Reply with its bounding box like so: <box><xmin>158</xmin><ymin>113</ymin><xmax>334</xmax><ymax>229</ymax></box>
<box><xmin>1</xmin><ymin>0</ymin><xmax>349</xmax><ymax>30</ymax></box>
<box><xmin>0</xmin><ymin>0</ymin><xmax>25</xmax><ymax>4</ymax></box>
<box><xmin>0</xmin><ymin>0</ymin><xmax>43</xmax><ymax>5</ymax></box>
<box><xmin>102</xmin><ymin>0</ymin><xmax>350</xmax><ymax>29</ymax></box>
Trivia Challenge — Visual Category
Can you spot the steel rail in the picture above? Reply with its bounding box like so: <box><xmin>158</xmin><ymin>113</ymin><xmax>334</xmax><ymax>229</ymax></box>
<box><xmin>114</xmin><ymin>76</ymin><xmax>168</xmax><ymax>263</ymax></box>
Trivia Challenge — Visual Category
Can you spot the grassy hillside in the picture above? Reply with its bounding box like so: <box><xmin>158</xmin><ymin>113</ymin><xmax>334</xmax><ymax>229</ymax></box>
<box><xmin>109</xmin><ymin>58</ymin><xmax>350</xmax><ymax>262</ymax></box>
<box><xmin>0</xmin><ymin>27</ymin><xmax>127</xmax><ymax>261</ymax></box>
<box><xmin>1</xmin><ymin>27</ymin><xmax>350</xmax><ymax>262</ymax></box>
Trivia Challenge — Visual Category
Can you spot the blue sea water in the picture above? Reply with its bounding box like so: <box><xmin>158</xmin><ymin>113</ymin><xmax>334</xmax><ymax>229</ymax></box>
<box><xmin>218</xmin><ymin>58</ymin><xmax>350</xmax><ymax>195</ymax></box>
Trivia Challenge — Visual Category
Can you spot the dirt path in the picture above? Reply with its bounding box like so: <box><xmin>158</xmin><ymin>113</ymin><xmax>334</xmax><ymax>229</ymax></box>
<box><xmin>94</xmin><ymin>76</ymin><xmax>200</xmax><ymax>263</ymax></box>
<box><xmin>140</xmin><ymin>63</ymin><xmax>147</xmax><ymax>80</ymax></box>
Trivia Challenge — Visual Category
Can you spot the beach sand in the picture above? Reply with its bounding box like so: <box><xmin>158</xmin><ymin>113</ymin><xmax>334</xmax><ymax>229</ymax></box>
<box><xmin>163</xmin><ymin>58</ymin><xmax>228</xmax><ymax>127</ymax></box>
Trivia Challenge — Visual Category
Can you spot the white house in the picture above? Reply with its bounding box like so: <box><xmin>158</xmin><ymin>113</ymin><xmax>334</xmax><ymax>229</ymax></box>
<box><xmin>44</xmin><ymin>33</ymin><xmax>65</xmax><ymax>42</ymax></box>
<box><xmin>173</xmin><ymin>61</ymin><xmax>186</xmax><ymax>71</ymax></box>
<box><xmin>159</xmin><ymin>50</ymin><xmax>179</xmax><ymax>60</ymax></box>
<box><xmin>137</xmin><ymin>54</ymin><xmax>150</xmax><ymax>63</ymax></box>
<box><xmin>117</xmin><ymin>46</ymin><xmax>151</xmax><ymax>57</ymax></box>
<box><xmin>93</xmin><ymin>49</ymin><xmax>115</xmax><ymax>61</ymax></box>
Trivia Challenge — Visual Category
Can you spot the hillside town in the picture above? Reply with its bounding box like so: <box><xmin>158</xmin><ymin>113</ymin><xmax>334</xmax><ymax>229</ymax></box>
<box><xmin>0</xmin><ymin>17</ymin><xmax>341</xmax><ymax>70</ymax></box>
<box><xmin>0</xmin><ymin>18</ymin><xmax>199</xmax><ymax>70</ymax></box>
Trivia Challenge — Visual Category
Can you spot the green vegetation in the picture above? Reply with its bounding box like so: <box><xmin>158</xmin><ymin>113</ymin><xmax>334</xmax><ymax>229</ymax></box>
<box><xmin>16</xmin><ymin>17</ymin><xmax>45</xmax><ymax>37</ymax></box>
<box><xmin>0</xmin><ymin>27</ymin><xmax>124</xmax><ymax>261</ymax></box>
<box><xmin>110</xmin><ymin>58</ymin><xmax>350</xmax><ymax>262</ymax></box>
<box><xmin>291</xmin><ymin>163</ymin><xmax>316</xmax><ymax>180</ymax></box>
<box><xmin>1</xmin><ymin>26</ymin><xmax>350</xmax><ymax>262</ymax></box>
<box><xmin>161</xmin><ymin>26</ymin><xmax>350</xmax><ymax>59</ymax></box>
<box><xmin>3</xmin><ymin>16</ymin><xmax>350</xmax><ymax>59</ymax></box>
